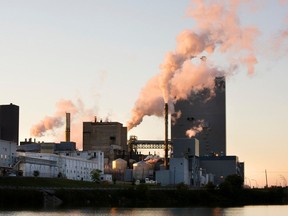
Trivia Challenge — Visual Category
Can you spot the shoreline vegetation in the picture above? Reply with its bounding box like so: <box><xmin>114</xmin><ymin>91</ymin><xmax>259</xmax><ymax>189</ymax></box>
<box><xmin>0</xmin><ymin>177</ymin><xmax>287</xmax><ymax>209</ymax></box>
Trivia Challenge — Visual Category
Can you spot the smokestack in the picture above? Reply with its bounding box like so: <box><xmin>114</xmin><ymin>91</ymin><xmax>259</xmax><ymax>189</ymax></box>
<box><xmin>66</xmin><ymin>113</ymin><xmax>71</xmax><ymax>142</ymax></box>
<box><xmin>164</xmin><ymin>103</ymin><xmax>169</xmax><ymax>169</ymax></box>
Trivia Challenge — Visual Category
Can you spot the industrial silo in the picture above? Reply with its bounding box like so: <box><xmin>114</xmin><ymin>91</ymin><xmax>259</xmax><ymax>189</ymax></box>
<box><xmin>112</xmin><ymin>158</ymin><xmax>127</xmax><ymax>172</ymax></box>
<box><xmin>132</xmin><ymin>161</ymin><xmax>152</xmax><ymax>180</ymax></box>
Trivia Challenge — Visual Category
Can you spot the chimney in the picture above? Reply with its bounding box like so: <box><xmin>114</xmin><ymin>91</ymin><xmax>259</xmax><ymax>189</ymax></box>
<box><xmin>66</xmin><ymin>113</ymin><xmax>71</xmax><ymax>142</ymax></box>
<box><xmin>164</xmin><ymin>103</ymin><xmax>169</xmax><ymax>169</ymax></box>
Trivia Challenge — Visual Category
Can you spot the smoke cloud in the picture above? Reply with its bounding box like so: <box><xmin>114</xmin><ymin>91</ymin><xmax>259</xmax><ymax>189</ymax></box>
<box><xmin>128</xmin><ymin>0</ymin><xmax>259</xmax><ymax>130</ymax></box>
<box><xmin>186</xmin><ymin>127</ymin><xmax>203</xmax><ymax>138</ymax></box>
<box><xmin>30</xmin><ymin>100</ymin><xmax>78</xmax><ymax>137</ymax></box>
<box><xmin>185</xmin><ymin>119</ymin><xmax>205</xmax><ymax>138</ymax></box>
<box><xmin>271</xmin><ymin>14</ymin><xmax>288</xmax><ymax>55</ymax></box>
<box><xmin>30</xmin><ymin>99</ymin><xmax>95</xmax><ymax>149</ymax></box>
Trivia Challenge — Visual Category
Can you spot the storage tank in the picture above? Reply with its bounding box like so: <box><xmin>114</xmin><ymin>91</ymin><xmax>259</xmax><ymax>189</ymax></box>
<box><xmin>132</xmin><ymin>160</ymin><xmax>152</xmax><ymax>180</ymax></box>
<box><xmin>112</xmin><ymin>158</ymin><xmax>127</xmax><ymax>171</ymax></box>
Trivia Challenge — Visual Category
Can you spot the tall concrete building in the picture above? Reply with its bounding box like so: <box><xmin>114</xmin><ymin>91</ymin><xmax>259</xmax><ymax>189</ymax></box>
<box><xmin>83</xmin><ymin>120</ymin><xmax>127</xmax><ymax>161</ymax></box>
<box><xmin>171</xmin><ymin>77</ymin><xmax>226</xmax><ymax>156</ymax></box>
<box><xmin>0</xmin><ymin>104</ymin><xmax>19</xmax><ymax>144</ymax></box>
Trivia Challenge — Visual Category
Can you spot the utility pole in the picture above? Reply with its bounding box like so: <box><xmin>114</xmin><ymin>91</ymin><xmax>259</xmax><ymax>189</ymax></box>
<box><xmin>265</xmin><ymin>169</ymin><xmax>268</xmax><ymax>188</ymax></box>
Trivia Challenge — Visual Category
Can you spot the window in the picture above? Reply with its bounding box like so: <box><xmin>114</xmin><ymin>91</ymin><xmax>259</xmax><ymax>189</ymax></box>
<box><xmin>110</xmin><ymin>136</ymin><xmax>116</xmax><ymax>144</ymax></box>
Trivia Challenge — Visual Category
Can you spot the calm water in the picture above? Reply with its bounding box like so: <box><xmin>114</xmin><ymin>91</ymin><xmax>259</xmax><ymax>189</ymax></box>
<box><xmin>1</xmin><ymin>206</ymin><xmax>288</xmax><ymax>216</ymax></box>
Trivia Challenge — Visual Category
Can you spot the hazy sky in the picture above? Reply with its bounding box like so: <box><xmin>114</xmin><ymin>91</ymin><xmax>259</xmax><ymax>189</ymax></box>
<box><xmin>1</xmin><ymin>0</ymin><xmax>288</xmax><ymax>187</ymax></box>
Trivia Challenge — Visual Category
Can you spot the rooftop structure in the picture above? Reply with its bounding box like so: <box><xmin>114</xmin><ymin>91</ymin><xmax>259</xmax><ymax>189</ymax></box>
<box><xmin>19</xmin><ymin>138</ymin><xmax>76</xmax><ymax>153</ymax></box>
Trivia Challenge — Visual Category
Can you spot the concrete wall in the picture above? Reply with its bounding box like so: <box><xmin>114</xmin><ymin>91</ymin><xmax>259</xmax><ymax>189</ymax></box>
<box><xmin>173</xmin><ymin>138</ymin><xmax>199</xmax><ymax>158</ymax></box>
<box><xmin>155</xmin><ymin>170</ymin><xmax>170</xmax><ymax>186</ymax></box>
<box><xmin>170</xmin><ymin>158</ymin><xmax>189</xmax><ymax>185</ymax></box>
<box><xmin>0</xmin><ymin>139</ymin><xmax>17</xmax><ymax>168</ymax></box>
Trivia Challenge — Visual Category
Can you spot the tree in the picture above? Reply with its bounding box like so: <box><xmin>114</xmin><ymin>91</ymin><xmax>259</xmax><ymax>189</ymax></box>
<box><xmin>224</xmin><ymin>174</ymin><xmax>244</xmax><ymax>190</ymax></box>
<box><xmin>90</xmin><ymin>169</ymin><xmax>102</xmax><ymax>183</ymax></box>
<box><xmin>219</xmin><ymin>174</ymin><xmax>243</xmax><ymax>195</ymax></box>
<box><xmin>205</xmin><ymin>181</ymin><xmax>216</xmax><ymax>191</ymax></box>
<box><xmin>176</xmin><ymin>182</ymin><xmax>189</xmax><ymax>191</ymax></box>
<box><xmin>33</xmin><ymin>170</ymin><xmax>40</xmax><ymax>177</ymax></box>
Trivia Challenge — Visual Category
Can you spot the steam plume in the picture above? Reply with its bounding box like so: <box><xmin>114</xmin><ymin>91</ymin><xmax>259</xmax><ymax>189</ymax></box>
<box><xmin>30</xmin><ymin>99</ymin><xmax>78</xmax><ymax>137</ymax></box>
<box><xmin>186</xmin><ymin>126</ymin><xmax>203</xmax><ymax>138</ymax></box>
<box><xmin>128</xmin><ymin>0</ymin><xmax>259</xmax><ymax>130</ymax></box>
<box><xmin>30</xmin><ymin>99</ymin><xmax>94</xmax><ymax>149</ymax></box>
<box><xmin>186</xmin><ymin>120</ymin><xmax>205</xmax><ymax>138</ymax></box>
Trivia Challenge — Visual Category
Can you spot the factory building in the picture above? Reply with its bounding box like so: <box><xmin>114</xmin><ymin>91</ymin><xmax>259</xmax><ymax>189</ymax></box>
<box><xmin>171</xmin><ymin>77</ymin><xmax>226</xmax><ymax>156</ymax></box>
<box><xmin>0</xmin><ymin>103</ymin><xmax>19</xmax><ymax>144</ymax></box>
<box><xmin>16</xmin><ymin>138</ymin><xmax>104</xmax><ymax>181</ymax></box>
<box><xmin>16</xmin><ymin>151</ymin><xmax>104</xmax><ymax>181</ymax></box>
<box><xmin>83</xmin><ymin>120</ymin><xmax>128</xmax><ymax>163</ymax></box>
<box><xmin>199</xmin><ymin>156</ymin><xmax>244</xmax><ymax>185</ymax></box>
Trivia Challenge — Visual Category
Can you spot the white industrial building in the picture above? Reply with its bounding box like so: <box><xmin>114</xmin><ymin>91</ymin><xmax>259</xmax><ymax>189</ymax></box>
<box><xmin>16</xmin><ymin>151</ymin><xmax>104</xmax><ymax>181</ymax></box>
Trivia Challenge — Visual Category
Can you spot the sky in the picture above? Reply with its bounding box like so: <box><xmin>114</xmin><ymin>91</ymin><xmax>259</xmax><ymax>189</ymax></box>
<box><xmin>0</xmin><ymin>0</ymin><xmax>288</xmax><ymax>188</ymax></box>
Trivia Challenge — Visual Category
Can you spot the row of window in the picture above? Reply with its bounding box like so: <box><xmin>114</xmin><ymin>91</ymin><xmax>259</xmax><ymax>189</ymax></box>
<box><xmin>0</xmin><ymin>154</ymin><xmax>8</xmax><ymax>159</ymax></box>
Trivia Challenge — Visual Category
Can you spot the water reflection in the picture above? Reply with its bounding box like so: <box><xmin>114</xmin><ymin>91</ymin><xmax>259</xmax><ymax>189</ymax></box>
<box><xmin>2</xmin><ymin>206</ymin><xmax>288</xmax><ymax>216</ymax></box>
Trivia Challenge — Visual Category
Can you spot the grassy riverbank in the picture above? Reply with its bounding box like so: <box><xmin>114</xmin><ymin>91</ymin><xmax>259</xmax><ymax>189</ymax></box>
<box><xmin>0</xmin><ymin>177</ymin><xmax>287</xmax><ymax>208</ymax></box>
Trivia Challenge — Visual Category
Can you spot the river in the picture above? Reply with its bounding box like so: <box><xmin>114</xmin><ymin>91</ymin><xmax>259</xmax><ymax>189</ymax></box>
<box><xmin>1</xmin><ymin>205</ymin><xmax>288</xmax><ymax>216</ymax></box>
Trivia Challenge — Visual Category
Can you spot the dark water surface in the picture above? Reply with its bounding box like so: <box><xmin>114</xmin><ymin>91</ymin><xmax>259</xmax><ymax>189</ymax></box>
<box><xmin>1</xmin><ymin>205</ymin><xmax>288</xmax><ymax>216</ymax></box>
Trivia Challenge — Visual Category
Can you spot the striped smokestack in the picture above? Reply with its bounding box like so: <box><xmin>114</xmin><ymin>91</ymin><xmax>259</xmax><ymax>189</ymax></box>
<box><xmin>66</xmin><ymin>112</ymin><xmax>71</xmax><ymax>142</ymax></box>
<box><xmin>164</xmin><ymin>103</ymin><xmax>169</xmax><ymax>169</ymax></box>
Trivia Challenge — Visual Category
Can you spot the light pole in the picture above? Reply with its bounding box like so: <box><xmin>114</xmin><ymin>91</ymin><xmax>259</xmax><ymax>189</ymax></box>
<box><xmin>251</xmin><ymin>179</ymin><xmax>258</xmax><ymax>188</ymax></box>
<box><xmin>279</xmin><ymin>175</ymin><xmax>287</xmax><ymax>187</ymax></box>
<box><xmin>245</xmin><ymin>177</ymin><xmax>251</xmax><ymax>188</ymax></box>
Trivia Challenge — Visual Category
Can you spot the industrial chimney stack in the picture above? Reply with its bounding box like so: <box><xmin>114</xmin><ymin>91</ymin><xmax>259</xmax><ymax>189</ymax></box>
<box><xmin>164</xmin><ymin>103</ymin><xmax>169</xmax><ymax>169</ymax></box>
<box><xmin>66</xmin><ymin>112</ymin><xmax>71</xmax><ymax>142</ymax></box>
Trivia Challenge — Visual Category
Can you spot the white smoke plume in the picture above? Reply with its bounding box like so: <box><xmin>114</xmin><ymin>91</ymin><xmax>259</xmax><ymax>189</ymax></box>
<box><xmin>30</xmin><ymin>99</ymin><xmax>95</xmax><ymax>149</ymax></box>
<box><xmin>279</xmin><ymin>0</ymin><xmax>288</xmax><ymax>4</ymax></box>
<box><xmin>128</xmin><ymin>0</ymin><xmax>259</xmax><ymax>130</ymax></box>
<box><xmin>271</xmin><ymin>13</ymin><xmax>288</xmax><ymax>56</ymax></box>
<box><xmin>186</xmin><ymin>120</ymin><xmax>205</xmax><ymax>138</ymax></box>
<box><xmin>30</xmin><ymin>99</ymin><xmax>78</xmax><ymax>137</ymax></box>
<box><xmin>127</xmin><ymin>75</ymin><xmax>168</xmax><ymax>130</ymax></box>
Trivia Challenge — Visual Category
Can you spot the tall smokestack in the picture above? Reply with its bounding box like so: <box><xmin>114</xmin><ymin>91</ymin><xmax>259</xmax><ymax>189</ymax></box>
<box><xmin>164</xmin><ymin>103</ymin><xmax>169</xmax><ymax>169</ymax></box>
<box><xmin>66</xmin><ymin>112</ymin><xmax>71</xmax><ymax>142</ymax></box>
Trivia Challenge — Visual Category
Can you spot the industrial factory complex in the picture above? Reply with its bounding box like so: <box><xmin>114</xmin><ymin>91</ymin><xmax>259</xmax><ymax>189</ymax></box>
<box><xmin>0</xmin><ymin>79</ymin><xmax>244</xmax><ymax>186</ymax></box>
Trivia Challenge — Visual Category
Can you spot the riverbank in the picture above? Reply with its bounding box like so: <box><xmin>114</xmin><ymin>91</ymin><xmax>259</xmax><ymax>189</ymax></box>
<box><xmin>0</xmin><ymin>177</ymin><xmax>287</xmax><ymax>208</ymax></box>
